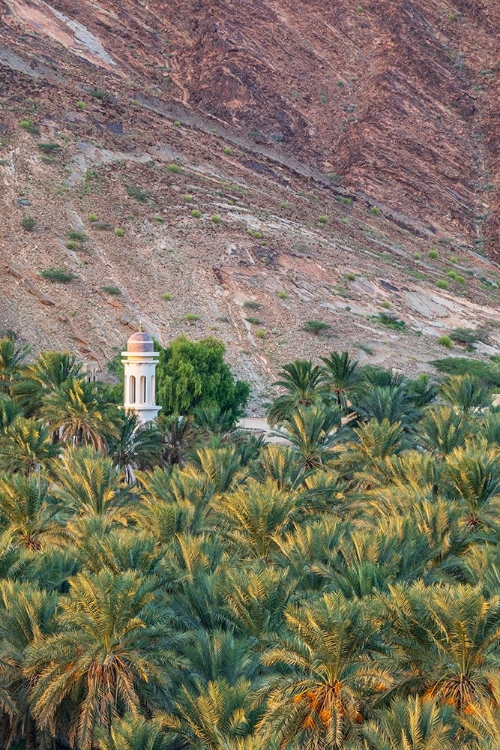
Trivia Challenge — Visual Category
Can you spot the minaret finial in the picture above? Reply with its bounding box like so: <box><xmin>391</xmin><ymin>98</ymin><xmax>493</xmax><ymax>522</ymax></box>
<box><xmin>138</xmin><ymin>321</ymin><xmax>143</xmax><ymax>332</ymax></box>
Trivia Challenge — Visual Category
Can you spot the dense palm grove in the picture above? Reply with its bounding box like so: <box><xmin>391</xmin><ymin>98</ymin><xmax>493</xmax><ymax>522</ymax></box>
<box><xmin>1</xmin><ymin>334</ymin><xmax>500</xmax><ymax>750</ymax></box>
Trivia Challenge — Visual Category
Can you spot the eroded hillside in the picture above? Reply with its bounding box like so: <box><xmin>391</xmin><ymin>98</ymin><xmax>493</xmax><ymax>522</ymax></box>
<box><xmin>0</xmin><ymin>0</ymin><xmax>499</xmax><ymax>405</ymax></box>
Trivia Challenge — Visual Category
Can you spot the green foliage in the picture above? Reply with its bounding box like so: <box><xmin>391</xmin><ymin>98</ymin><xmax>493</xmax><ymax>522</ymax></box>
<box><xmin>191</xmin><ymin>209</ymin><xmax>202</xmax><ymax>218</ymax></box>
<box><xmin>302</xmin><ymin>320</ymin><xmax>332</xmax><ymax>335</ymax></box>
<box><xmin>126</xmin><ymin>185</ymin><xmax>152</xmax><ymax>203</ymax></box>
<box><xmin>65</xmin><ymin>240</ymin><xmax>79</xmax><ymax>250</ymax></box>
<box><xmin>40</xmin><ymin>268</ymin><xmax>76</xmax><ymax>283</ymax></box>
<box><xmin>437</xmin><ymin>335</ymin><xmax>453</xmax><ymax>348</ymax></box>
<box><xmin>67</xmin><ymin>230</ymin><xmax>87</xmax><ymax>242</ymax></box>
<box><xmin>76</xmin><ymin>100</ymin><xmax>86</xmax><ymax>110</ymax></box>
<box><xmin>211</xmin><ymin>214</ymin><xmax>221</xmax><ymax>223</ymax></box>
<box><xmin>167</xmin><ymin>163</ymin><xmax>181</xmax><ymax>173</ymax></box>
<box><xmin>375</xmin><ymin>312</ymin><xmax>406</xmax><ymax>330</ymax></box>
<box><xmin>114</xmin><ymin>227</ymin><xmax>125</xmax><ymax>237</ymax></box>
<box><xmin>87</xmin><ymin>87</ymin><xmax>109</xmax><ymax>100</ymax></box>
<box><xmin>101</xmin><ymin>286</ymin><xmax>122</xmax><ymax>295</ymax></box>
<box><xmin>431</xmin><ymin>357</ymin><xmax>500</xmax><ymax>388</ymax></box>
<box><xmin>20</xmin><ymin>217</ymin><xmax>36</xmax><ymax>232</ymax></box>
<box><xmin>156</xmin><ymin>335</ymin><xmax>250</xmax><ymax>419</ymax></box>
<box><xmin>19</xmin><ymin>119</ymin><xmax>40</xmax><ymax>135</ymax></box>
<box><xmin>37</xmin><ymin>143</ymin><xmax>61</xmax><ymax>154</ymax></box>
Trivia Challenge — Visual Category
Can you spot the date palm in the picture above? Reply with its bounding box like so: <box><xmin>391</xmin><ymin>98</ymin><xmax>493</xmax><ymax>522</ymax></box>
<box><xmin>419</xmin><ymin>405</ymin><xmax>473</xmax><ymax>457</ymax></box>
<box><xmin>360</xmin><ymin>696</ymin><xmax>458</xmax><ymax>749</ymax></box>
<box><xmin>96</xmin><ymin>714</ymin><xmax>170</xmax><ymax>750</ymax></box>
<box><xmin>0</xmin><ymin>335</ymin><xmax>30</xmax><ymax>395</ymax></box>
<box><xmin>352</xmin><ymin>385</ymin><xmax>421</xmax><ymax>432</ymax></box>
<box><xmin>335</xmin><ymin>418</ymin><xmax>405</xmax><ymax>487</ymax></box>
<box><xmin>13</xmin><ymin>350</ymin><xmax>83</xmax><ymax>418</ymax></box>
<box><xmin>0</xmin><ymin>473</ymin><xmax>68</xmax><ymax>552</ymax></box>
<box><xmin>381</xmin><ymin>582</ymin><xmax>500</xmax><ymax>714</ymax></box>
<box><xmin>271</xmin><ymin>404</ymin><xmax>342</xmax><ymax>471</ymax></box>
<box><xmin>440</xmin><ymin>375</ymin><xmax>492</xmax><ymax>417</ymax></box>
<box><xmin>107</xmin><ymin>412</ymin><xmax>163</xmax><ymax>483</ymax></box>
<box><xmin>257</xmin><ymin>592</ymin><xmax>389</xmax><ymax>748</ymax></box>
<box><xmin>0</xmin><ymin>417</ymin><xmax>60</xmax><ymax>475</ymax></box>
<box><xmin>25</xmin><ymin>569</ymin><xmax>174</xmax><ymax>750</ymax></box>
<box><xmin>266</xmin><ymin>360</ymin><xmax>332</xmax><ymax>426</ymax></box>
<box><xmin>321</xmin><ymin>350</ymin><xmax>360</xmax><ymax>413</ymax></box>
<box><xmin>41</xmin><ymin>377</ymin><xmax>118</xmax><ymax>452</ymax></box>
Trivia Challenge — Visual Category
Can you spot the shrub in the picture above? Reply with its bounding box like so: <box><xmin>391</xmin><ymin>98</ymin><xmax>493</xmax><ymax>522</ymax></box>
<box><xmin>20</xmin><ymin>217</ymin><xmax>36</xmax><ymax>232</ymax></box>
<box><xmin>449</xmin><ymin>255</ymin><xmax>457</xmax><ymax>263</ymax></box>
<box><xmin>431</xmin><ymin>357</ymin><xmax>500</xmax><ymax>388</ymax></box>
<box><xmin>446</xmin><ymin>270</ymin><xmax>458</xmax><ymax>280</ymax></box>
<box><xmin>130</xmin><ymin>98</ymin><xmax>139</xmax><ymax>105</ymax></box>
<box><xmin>371</xmin><ymin>206</ymin><xmax>381</xmax><ymax>216</ymax></box>
<box><xmin>19</xmin><ymin>120</ymin><xmax>40</xmax><ymax>135</ymax></box>
<box><xmin>211</xmin><ymin>214</ymin><xmax>221</xmax><ymax>224</ymax></box>
<box><xmin>67</xmin><ymin>230</ymin><xmax>87</xmax><ymax>242</ymax></box>
<box><xmin>318</xmin><ymin>215</ymin><xmax>328</xmax><ymax>225</ymax></box>
<box><xmin>346</xmin><ymin>273</ymin><xmax>356</xmax><ymax>281</ymax></box>
<box><xmin>162</xmin><ymin>293</ymin><xmax>173</xmax><ymax>301</ymax></box>
<box><xmin>167</xmin><ymin>163</ymin><xmax>181</xmax><ymax>174</ymax></box>
<box><xmin>340</xmin><ymin>197</ymin><xmax>353</xmax><ymax>206</ymax></box>
<box><xmin>88</xmin><ymin>87</ymin><xmax>108</xmax><ymax>101</ymax></box>
<box><xmin>256</xmin><ymin>329</ymin><xmax>266</xmax><ymax>339</ymax></box>
<box><xmin>243</xmin><ymin>301</ymin><xmax>262</xmax><ymax>310</ymax></box>
<box><xmin>88</xmin><ymin>213</ymin><xmax>98</xmax><ymax>222</ymax></box>
<box><xmin>381</xmin><ymin>300</ymin><xmax>391</xmax><ymax>309</ymax></box>
<box><xmin>279</xmin><ymin>202</ymin><xmax>288</xmax><ymax>209</ymax></box>
<box><xmin>184</xmin><ymin>194</ymin><xmax>193</xmax><ymax>202</ymax></box>
<box><xmin>224</xmin><ymin>147</ymin><xmax>233</xmax><ymax>155</ymax></box>
<box><xmin>302</xmin><ymin>320</ymin><xmax>332</xmax><ymax>335</ymax></box>
<box><xmin>428</xmin><ymin>249</ymin><xmax>439</xmax><ymax>259</ymax></box>
<box><xmin>253</xmin><ymin>230</ymin><xmax>262</xmax><ymax>238</ymax></box>
<box><xmin>126</xmin><ymin>186</ymin><xmax>152</xmax><ymax>203</ymax></box>
<box><xmin>152</xmin><ymin>215</ymin><xmax>165</xmax><ymax>223</ymax></box>
<box><xmin>245</xmin><ymin>317</ymin><xmax>263</xmax><ymax>325</ymax></box>
<box><xmin>277</xmin><ymin>291</ymin><xmax>287</xmax><ymax>299</ymax></box>
<box><xmin>37</xmin><ymin>143</ymin><xmax>61</xmax><ymax>154</ymax></box>
<box><xmin>413</xmin><ymin>252</ymin><xmax>421</xmax><ymax>259</ymax></box>
<box><xmin>376</xmin><ymin>312</ymin><xmax>406</xmax><ymax>330</ymax></box>
<box><xmin>76</xmin><ymin>101</ymin><xmax>86</xmax><ymax>110</ymax></box>
<box><xmin>437</xmin><ymin>279</ymin><xmax>449</xmax><ymax>290</ymax></box>
<box><xmin>184</xmin><ymin>313</ymin><xmax>200</xmax><ymax>322</ymax></box>
<box><xmin>114</xmin><ymin>227</ymin><xmax>125</xmax><ymax>237</ymax></box>
<box><xmin>191</xmin><ymin>209</ymin><xmax>201</xmax><ymax>219</ymax></box>
<box><xmin>173</xmin><ymin>120</ymin><xmax>181</xmax><ymax>127</ymax></box>
<box><xmin>437</xmin><ymin>335</ymin><xmax>453</xmax><ymax>348</ymax></box>
<box><xmin>450</xmin><ymin>327</ymin><xmax>489</xmax><ymax>345</ymax></box>
<box><xmin>92</xmin><ymin>221</ymin><xmax>112</xmax><ymax>231</ymax></box>
<box><xmin>40</xmin><ymin>268</ymin><xmax>76</xmax><ymax>283</ymax></box>
<box><xmin>101</xmin><ymin>285</ymin><xmax>122</xmax><ymax>295</ymax></box>
<box><xmin>65</xmin><ymin>240</ymin><xmax>79</xmax><ymax>250</ymax></box>
<box><xmin>455</xmin><ymin>275</ymin><xmax>465</xmax><ymax>284</ymax></box>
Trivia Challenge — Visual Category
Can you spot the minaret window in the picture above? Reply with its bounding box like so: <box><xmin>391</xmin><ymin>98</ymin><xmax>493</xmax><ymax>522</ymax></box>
<box><xmin>140</xmin><ymin>376</ymin><xmax>146</xmax><ymax>404</ymax></box>
<box><xmin>129</xmin><ymin>375</ymin><xmax>136</xmax><ymax>404</ymax></box>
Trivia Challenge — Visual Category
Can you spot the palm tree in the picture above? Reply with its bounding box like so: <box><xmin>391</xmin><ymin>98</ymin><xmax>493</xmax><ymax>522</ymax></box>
<box><xmin>380</xmin><ymin>582</ymin><xmax>500</xmax><ymax>715</ymax></box>
<box><xmin>25</xmin><ymin>569</ymin><xmax>174</xmax><ymax>750</ymax></box>
<box><xmin>257</xmin><ymin>592</ymin><xmax>388</xmax><ymax>749</ymax></box>
<box><xmin>442</xmin><ymin>440</ymin><xmax>500</xmax><ymax>530</ymax></box>
<box><xmin>156</xmin><ymin>413</ymin><xmax>197</xmax><ymax>468</ymax></box>
<box><xmin>360</xmin><ymin>696</ymin><xmax>458</xmax><ymax>749</ymax></box>
<box><xmin>0</xmin><ymin>473</ymin><xmax>68</xmax><ymax>552</ymax></box>
<box><xmin>96</xmin><ymin>714</ymin><xmax>170</xmax><ymax>750</ymax></box>
<box><xmin>163</xmin><ymin>677</ymin><xmax>257</xmax><ymax>749</ymax></box>
<box><xmin>0</xmin><ymin>394</ymin><xmax>23</xmax><ymax>431</ymax></box>
<box><xmin>41</xmin><ymin>377</ymin><xmax>118</xmax><ymax>451</ymax></box>
<box><xmin>0</xmin><ymin>335</ymin><xmax>30</xmax><ymax>395</ymax></box>
<box><xmin>13</xmin><ymin>349</ymin><xmax>83</xmax><ymax>417</ymax></box>
<box><xmin>266</xmin><ymin>360</ymin><xmax>332</xmax><ymax>426</ymax></box>
<box><xmin>440</xmin><ymin>375</ymin><xmax>492</xmax><ymax>417</ymax></box>
<box><xmin>321</xmin><ymin>350</ymin><xmax>360</xmax><ymax>413</ymax></box>
<box><xmin>0</xmin><ymin>580</ymin><xmax>58</xmax><ymax>749</ymax></box>
<box><xmin>352</xmin><ymin>385</ymin><xmax>421</xmax><ymax>431</ymax></box>
<box><xmin>419</xmin><ymin>405</ymin><xmax>473</xmax><ymax>457</ymax></box>
<box><xmin>107</xmin><ymin>412</ymin><xmax>163</xmax><ymax>483</ymax></box>
<box><xmin>271</xmin><ymin>404</ymin><xmax>342</xmax><ymax>471</ymax></box>
<box><xmin>52</xmin><ymin>447</ymin><xmax>132</xmax><ymax>524</ymax></box>
<box><xmin>335</xmin><ymin>418</ymin><xmax>405</xmax><ymax>487</ymax></box>
<box><xmin>0</xmin><ymin>417</ymin><xmax>60</xmax><ymax>475</ymax></box>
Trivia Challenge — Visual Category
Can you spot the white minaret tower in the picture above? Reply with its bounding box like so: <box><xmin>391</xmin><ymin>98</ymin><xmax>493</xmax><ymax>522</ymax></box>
<box><xmin>121</xmin><ymin>327</ymin><xmax>161</xmax><ymax>423</ymax></box>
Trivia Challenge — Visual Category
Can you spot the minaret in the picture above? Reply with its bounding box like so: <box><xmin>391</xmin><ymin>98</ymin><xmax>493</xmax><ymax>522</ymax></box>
<box><xmin>121</xmin><ymin>327</ymin><xmax>161</xmax><ymax>423</ymax></box>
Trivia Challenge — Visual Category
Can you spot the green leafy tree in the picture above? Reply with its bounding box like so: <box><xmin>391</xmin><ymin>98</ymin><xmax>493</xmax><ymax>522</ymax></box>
<box><xmin>156</xmin><ymin>336</ymin><xmax>249</xmax><ymax>419</ymax></box>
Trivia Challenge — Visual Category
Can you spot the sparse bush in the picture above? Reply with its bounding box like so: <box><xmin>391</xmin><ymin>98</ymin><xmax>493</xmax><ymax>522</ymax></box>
<box><xmin>256</xmin><ymin>329</ymin><xmax>266</xmax><ymax>339</ymax></box>
<box><xmin>450</xmin><ymin>327</ymin><xmax>489</xmax><ymax>346</ymax></box>
<box><xmin>162</xmin><ymin>293</ymin><xmax>173</xmax><ymax>301</ymax></box>
<box><xmin>88</xmin><ymin>213</ymin><xmax>98</xmax><ymax>222</ymax></box>
<box><xmin>253</xmin><ymin>230</ymin><xmax>262</xmax><ymax>238</ymax></box>
<box><xmin>191</xmin><ymin>209</ymin><xmax>201</xmax><ymax>219</ymax></box>
<box><xmin>184</xmin><ymin>313</ymin><xmax>200</xmax><ymax>322</ymax></box>
<box><xmin>243</xmin><ymin>301</ymin><xmax>262</xmax><ymax>310</ymax></box>
<box><xmin>340</xmin><ymin>197</ymin><xmax>353</xmax><ymax>206</ymax></box>
<box><xmin>371</xmin><ymin>206</ymin><xmax>381</xmax><ymax>216</ymax></box>
<box><xmin>88</xmin><ymin>87</ymin><xmax>108</xmax><ymax>101</ymax></box>
<box><xmin>101</xmin><ymin>285</ymin><xmax>122</xmax><ymax>295</ymax></box>
<box><xmin>381</xmin><ymin>300</ymin><xmax>391</xmax><ymax>309</ymax></box>
<box><xmin>376</xmin><ymin>312</ymin><xmax>406</xmax><ymax>330</ymax></box>
<box><xmin>130</xmin><ymin>98</ymin><xmax>139</xmax><ymax>105</ymax></box>
<box><xmin>40</xmin><ymin>268</ymin><xmax>76</xmax><ymax>283</ymax></box>
<box><xmin>431</xmin><ymin>357</ymin><xmax>500</xmax><ymax>388</ymax></box>
<box><xmin>173</xmin><ymin>120</ymin><xmax>181</xmax><ymax>127</ymax></box>
<box><xmin>19</xmin><ymin>120</ymin><xmax>40</xmax><ymax>135</ymax></box>
<box><xmin>277</xmin><ymin>291</ymin><xmax>287</xmax><ymax>299</ymax></box>
<box><xmin>437</xmin><ymin>279</ymin><xmax>449</xmax><ymax>290</ymax></box>
<box><xmin>318</xmin><ymin>215</ymin><xmax>328</xmax><ymax>225</ymax></box>
<box><xmin>152</xmin><ymin>215</ymin><xmax>165</xmax><ymax>223</ymax></box>
<box><xmin>20</xmin><ymin>217</ymin><xmax>36</xmax><ymax>232</ymax></box>
<box><xmin>245</xmin><ymin>317</ymin><xmax>263</xmax><ymax>325</ymax></box>
<box><xmin>224</xmin><ymin>147</ymin><xmax>233</xmax><ymax>155</ymax></box>
<box><xmin>437</xmin><ymin>335</ymin><xmax>453</xmax><ymax>348</ymax></box>
<box><xmin>413</xmin><ymin>252</ymin><xmax>421</xmax><ymax>259</ymax></box>
<box><xmin>428</xmin><ymin>249</ymin><xmax>439</xmax><ymax>259</ymax></box>
<box><xmin>302</xmin><ymin>320</ymin><xmax>332</xmax><ymax>335</ymax></box>
<box><xmin>37</xmin><ymin>143</ymin><xmax>61</xmax><ymax>154</ymax></box>
<box><xmin>67</xmin><ymin>230</ymin><xmax>87</xmax><ymax>242</ymax></box>
<box><xmin>65</xmin><ymin>240</ymin><xmax>79</xmax><ymax>250</ymax></box>
<box><xmin>449</xmin><ymin>255</ymin><xmax>457</xmax><ymax>263</ymax></box>
<box><xmin>211</xmin><ymin>214</ymin><xmax>221</xmax><ymax>224</ymax></box>
<box><xmin>92</xmin><ymin>221</ymin><xmax>113</xmax><ymax>231</ymax></box>
<box><xmin>346</xmin><ymin>273</ymin><xmax>356</xmax><ymax>281</ymax></box>
<box><xmin>76</xmin><ymin>101</ymin><xmax>86</xmax><ymax>110</ymax></box>
<box><xmin>126</xmin><ymin>186</ymin><xmax>152</xmax><ymax>203</ymax></box>
<box><xmin>114</xmin><ymin>227</ymin><xmax>125</xmax><ymax>237</ymax></box>
<box><xmin>167</xmin><ymin>163</ymin><xmax>181</xmax><ymax>174</ymax></box>
<box><xmin>184</xmin><ymin>194</ymin><xmax>193</xmax><ymax>202</ymax></box>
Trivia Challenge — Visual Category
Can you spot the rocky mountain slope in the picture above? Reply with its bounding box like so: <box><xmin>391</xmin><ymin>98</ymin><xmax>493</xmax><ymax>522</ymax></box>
<box><xmin>1</xmin><ymin>0</ymin><xmax>499</xmax><ymax>406</ymax></box>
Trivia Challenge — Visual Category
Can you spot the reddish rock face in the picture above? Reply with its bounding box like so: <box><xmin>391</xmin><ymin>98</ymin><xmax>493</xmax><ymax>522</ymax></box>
<box><xmin>2</xmin><ymin>0</ymin><xmax>500</xmax><ymax>250</ymax></box>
